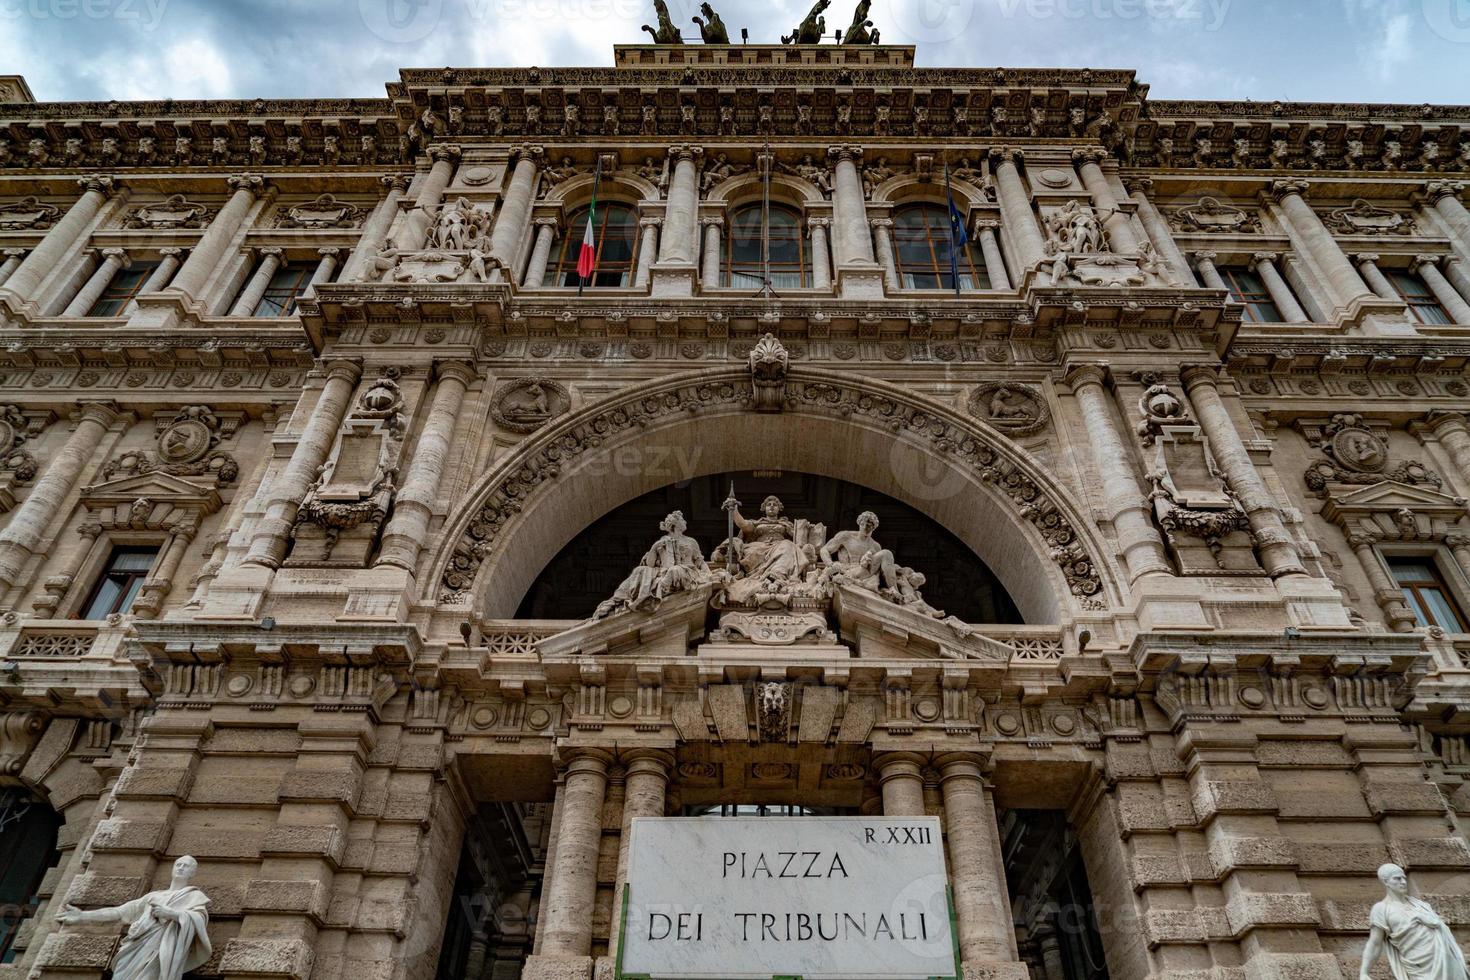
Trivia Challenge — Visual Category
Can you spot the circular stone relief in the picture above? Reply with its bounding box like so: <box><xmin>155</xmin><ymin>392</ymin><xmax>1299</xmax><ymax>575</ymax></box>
<box><xmin>471</xmin><ymin>705</ymin><xmax>499</xmax><ymax>729</ymax></box>
<box><xmin>526</xmin><ymin>706</ymin><xmax>552</xmax><ymax>730</ymax></box>
<box><xmin>914</xmin><ymin>698</ymin><xmax>941</xmax><ymax>723</ymax></box>
<box><xmin>1330</xmin><ymin>427</ymin><xmax>1387</xmax><ymax>474</ymax></box>
<box><xmin>994</xmin><ymin>712</ymin><xmax>1022</xmax><ymax>737</ymax></box>
<box><xmin>1050</xmin><ymin>713</ymin><xmax>1077</xmax><ymax>736</ymax></box>
<box><xmin>459</xmin><ymin>165</ymin><xmax>496</xmax><ymax>186</ymax></box>
<box><xmin>968</xmin><ymin>382</ymin><xmax>1051</xmax><ymax>437</ymax></box>
<box><xmin>1238</xmin><ymin>686</ymin><xmax>1267</xmax><ymax>709</ymax></box>
<box><xmin>288</xmin><ymin>674</ymin><xmax>315</xmax><ymax>698</ymax></box>
<box><xmin>608</xmin><ymin>695</ymin><xmax>634</xmax><ymax>718</ymax></box>
<box><xmin>226</xmin><ymin>674</ymin><xmax>253</xmax><ymax>697</ymax></box>
<box><xmin>159</xmin><ymin>418</ymin><xmax>213</xmax><ymax>464</ymax></box>
<box><xmin>1036</xmin><ymin>168</ymin><xmax>1074</xmax><ymax>188</ymax></box>
<box><xmin>491</xmin><ymin>378</ymin><xmax>571</xmax><ymax>433</ymax></box>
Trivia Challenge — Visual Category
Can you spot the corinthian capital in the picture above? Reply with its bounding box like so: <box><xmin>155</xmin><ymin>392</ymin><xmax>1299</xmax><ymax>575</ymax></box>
<box><xmin>76</xmin><ymin>174</ymin><xmax>118</xmax><ymax>197</ymax></box>
<box><xmin>1122</xmin><ymin>176</ymin><xmax>1154</xmax><ymax>195</ymax></box>
<box><xmin>1071</xmin><ymin>147</ymin><xmax>1110</xmax><ymax>166</ymax></box>
<box><xmin>668</xmin><ymin>144</ymin><xmax>704</xmax><ymax>162</ymax></box>
<box><xmin>827</xmin><ymin>144</ymin><xmax>864</xmax><ymax>163</ymax></box>
<box><xmin>989</xmin><ymin>146</ymin><xmax>1022</xmax><ymax>165</ymax></box>
<box><xmin>1265</xmin><ymin>178</ymin><xmax>1311</xmax><ymax>203</ymax></box>
<box><xmin>510</xmin><ymin>144</ymin><xmax>545</xmax><ymax>165</ymax></box>
<box><xmin>1417</xmin><ymin>180</ymin><xmax>1465</xmax><ymax>205</ymax></box>
<box><xmin>427</xmin><ymin>143</ymin><xmax>462</xmax><ymax>163</ymax></box>
<box><xmin>380</xmin><ymin>173</ymin><xmax>413</xmax><ymax>194</ymax></box>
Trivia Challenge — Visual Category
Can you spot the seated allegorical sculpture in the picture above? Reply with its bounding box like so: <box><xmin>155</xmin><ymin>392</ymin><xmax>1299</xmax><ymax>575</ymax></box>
<box><xmin>820</xmin><ymin>510</ymin><xmax>898</xmax><ymax>593</ymax></box>
<box><xmin>1359</xmin><ymin>864</ymin><xmax>1468</xmax><ymax>980</ymax></box>
<box><xmin>55</xmin><ymin>854</ymin><xmax>212</xmax><ymax>980</ymax></box>
<box><xmin>594</xmin><ymin>511</ymin><xmax>713</xmax><ymax>619</ymax></box>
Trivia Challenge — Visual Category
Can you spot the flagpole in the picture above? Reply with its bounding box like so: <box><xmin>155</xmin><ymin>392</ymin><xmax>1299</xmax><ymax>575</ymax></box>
<box><xmin>578</xmin><ymin>155</ymin><xmax>603</xmax><ymax>297</ymax></box>
<box><xmin>758</xmin><ymin>143</ymin><xmax>775</xmax><ymax>299</ymax></box>
<box><xmin>944</xmin><ymin>160</ymin><xmax>962</xmax><ymax>298</ymax></box>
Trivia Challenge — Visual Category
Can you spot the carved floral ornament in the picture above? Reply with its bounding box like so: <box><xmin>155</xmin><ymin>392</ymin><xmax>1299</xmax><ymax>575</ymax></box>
<box><xmin>436</xmin><ymin>367</ymin><xmax>1108</xmax><ymax>611</ymax></box>
<box><xmin>0</xmin><ymin>195</ymin><xmax>60</xmax><ymax>231</ymax></box>
<box><xmin>277</xmin><ymin>193</ymin><xmax>365</xmax><ymax>229</ymax></box>
<box><xmin>123</xmin><ymin>194</ymin><xmax>214</xmax><ymax>230</ymax></box>
<box><xmin>1321</xmin><ymin>198</ymin><xmax>1416</xmax><ymax>236</ymax></box>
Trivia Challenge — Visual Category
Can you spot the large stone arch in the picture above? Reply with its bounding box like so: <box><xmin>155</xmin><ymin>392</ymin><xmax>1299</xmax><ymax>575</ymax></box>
<box><xmin>429</xmin><ymin>368</ymin><xmax>1122</xmax><ymax>624</ymax></box>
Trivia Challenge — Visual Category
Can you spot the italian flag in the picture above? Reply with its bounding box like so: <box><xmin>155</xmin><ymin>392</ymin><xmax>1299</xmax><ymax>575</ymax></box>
<box><xmin>577</xmin><ymin>183</ymin><xmax>597</xmax><ymax>283</ymax></box>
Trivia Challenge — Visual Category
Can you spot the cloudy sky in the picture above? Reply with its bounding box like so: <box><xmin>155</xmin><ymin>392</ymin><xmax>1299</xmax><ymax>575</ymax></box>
<box><xmin>2</xmin><ymin>0</ymin><xmax>1467</xmax><ymax>105</ymax></box>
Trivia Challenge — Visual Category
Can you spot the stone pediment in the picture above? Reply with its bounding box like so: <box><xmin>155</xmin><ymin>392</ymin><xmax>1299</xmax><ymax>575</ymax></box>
<box><xmin>832</xmin><ymin>586</ymin><xmax>1011</xmax><ymax>666</ymax></box>
<box><xmin>80</xmin><ymin>470</ymin><xmax>223</xmax><ymax>514</ymax></box>
<box><xmin>1321</xmin><ymin>480</ymin><xmax>1468</xmax><ymax>523</ymax></box>
<box><xmin>536</xmin><ymin>586</ymin><xmax>713</xmax><ymax>659</ymax></box>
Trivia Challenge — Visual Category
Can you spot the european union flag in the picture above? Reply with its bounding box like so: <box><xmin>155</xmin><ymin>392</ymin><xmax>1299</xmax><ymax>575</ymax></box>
<box><xmin>944</xmin><ymin>164</ymin><xmax>968</xmax><ymax>294</ymax></box>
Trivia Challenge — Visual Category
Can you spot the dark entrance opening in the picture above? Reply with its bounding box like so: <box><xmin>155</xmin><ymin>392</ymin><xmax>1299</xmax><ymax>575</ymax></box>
<box><xmin>516</xmin><ymin>471</ymin><xmax>1024</xmax><ymax>624</ymax></box>
<box><xmin>1002</xmin><ymin>810</ymin><xmax>1109</xmax><ymax>980</ymax></box>
<box><xmin>0</xmin><ymin>789</ymin><xmax>62</xmax><ymax>963</ymax></box>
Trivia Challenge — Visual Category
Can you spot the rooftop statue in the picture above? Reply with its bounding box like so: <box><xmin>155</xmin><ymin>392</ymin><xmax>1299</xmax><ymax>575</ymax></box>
<box><xmin>782</xmin><ymin>0</ymin><xmax>830</xmax><ymax>44</ymax></box>
<box><xmin>642</xmin><ymin>0</ymin><xmax>684</xmax><ymax>44</ymax></box>
<box><xmin>1358</xmin><ymin>864</ymin><xmax>1468</xmax><ymax>980</ymax></box>
<box><xmin>842</xmin><ymin>0</ymin><xmax>880</xmax><ymax>43</ymax></box>
<box><xmin>692</xmin><ymin>3</ymin><xmax>730</xmax><ymax>44</ymax></box>
<box><xmin>56</xmin><ymin>855</ymin><xmax>212</xmax><ymax>980</ymax></box>
<box><xmin>594</xmin><ymin>511</ymin><xmax>713</xmax><ymax>619</ymax></box>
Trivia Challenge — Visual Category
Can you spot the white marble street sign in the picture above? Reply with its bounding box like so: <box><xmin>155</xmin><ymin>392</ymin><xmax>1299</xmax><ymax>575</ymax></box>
<box><xmin>620</xmin><ymin>816</ymin><xmax>957</xmax><ymax>980</ymax></box>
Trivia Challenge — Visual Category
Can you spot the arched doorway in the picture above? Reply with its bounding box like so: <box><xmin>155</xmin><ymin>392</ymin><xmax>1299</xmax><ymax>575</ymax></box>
<box><xmin>516</xmin><ymin>471</ymin><xmax>1023</xmax><ymax>624</ymax></box>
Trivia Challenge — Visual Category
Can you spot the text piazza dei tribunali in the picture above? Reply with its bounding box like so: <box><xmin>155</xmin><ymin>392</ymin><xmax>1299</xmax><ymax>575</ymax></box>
<box><xmin>0</xmin><ymin>9</ymin><xmax>1468</xmax><ymax>980</ymax></box>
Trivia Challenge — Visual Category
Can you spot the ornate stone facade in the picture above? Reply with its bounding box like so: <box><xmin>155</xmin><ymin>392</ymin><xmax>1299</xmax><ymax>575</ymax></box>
<box><xmin>0</xmin><ymin>38</ymin><xmax>1467</xmax><ymax>980</ymax></box>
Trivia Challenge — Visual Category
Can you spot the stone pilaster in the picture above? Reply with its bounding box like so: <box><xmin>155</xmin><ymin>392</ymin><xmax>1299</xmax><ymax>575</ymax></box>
<box><xmin>633</xmin><ymin>216</ymin><xmax>660</xmax><ymax>289</ymax></box>
<box><xmin>870</xmin><ymin>217</ymin><xmax>898</xmax><ymax>290</ymax></box>
<box><xmin>1354</xmin><ymin>253</ymin><xmax>1398</xmax><ymax>301</ymax></box>
<box><xmin>655</xmin><ymin>146</ymin><xmax>702</xmax><ymax>267</ymax></box>
<box><xmin>1</xmin><ymin>175</ymin><xmax>119</xmax><ymax>305</ymax></box>
<box><xmin>1418</xmin><ymin>180</ymin><xmax>1470</xmax><ymax>258</ymax></box>
<box><xmin>972</xmin><ymin>219</ymin><xmax>1011</xmax><ymax>290</ymax></box>
<box><xmin>240</xmin><ymin>360</ymin><xmax>362</xmax><ymax>569</ymax></box>
<box><xmin>0</xmin><ymin>248</ymin><xmax>25</xmax><ymax>288</ymax></box>
<box><xmin>1414</xmin><ymin>254</ymin><xmax>1470</xmax><ymax>323</ymax></box>
<box><xmin>168</xmin><ymin>174</ymin><xmax>270</xmax><ymax>301</ymax></box>
<box><xmin>376</xmin><ymin>361</ymin><xmax>477</xmax><ymax>573</ymax></box>
<box><xmin>1065</xmin><ymin>365</ymin><xmax>1172</xmax><ymax>582</ymax></box>
<box><xmin>1181</xmin><ymin>366</ymin><xmax>1306</xmax><ymax>578</ymax></box>
<box><xmin>807</xmin><ymin>216</ymin><xmax>833</xmax><ymax>290</ymax></box>
<box><xmin>1193</xmin><ymin>250</ymin><xmax>1228</xmax><ymax>290</ymax></box>
<box><xmin>827</xmin><ymin>145</ymin><xmax>876</xmax><ymax>267</ymax></box>
<box><xmin>699</xmin><ymin>215</ymin><xmax>723</xmax><ymax>287</ymax></box>
<box><xmin>988</xmin><ymin>148</ymin><xmax>1047</xmax><ymax>271</ymax></box>
<box><xmin>607</xmin><ymin>750</ymin><xmax>672</xmax><ymax>962</ymax></box>
<box><xmin>123</xmin><ymin>247</ymin><xmax>185</xmax><ymax>314</ymax></box>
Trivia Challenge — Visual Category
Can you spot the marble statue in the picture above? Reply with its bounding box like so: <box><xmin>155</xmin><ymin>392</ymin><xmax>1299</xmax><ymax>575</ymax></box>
<box><xmin>594</xmin><ymin>511</ymin><xmax>710</xmax><ymax>619</ymax></box>
<box><xmin>56</xmin><ymin>855</ymin><xmax>212</xmax><ymax>980</ymax></box>
<box><xmin>1359</xmin><ymin>864</ymin><xmax>1468</xmax><ymax>980</ymax></box>
<box><xmin>723</xmin><ymin>494</ymin><xmax>806</xmax><ymax>586</ymax></box>
<box><xmin>820</xmin><ymin>511</ymin><xmax>899</xmax><ymax>594</ymax></box>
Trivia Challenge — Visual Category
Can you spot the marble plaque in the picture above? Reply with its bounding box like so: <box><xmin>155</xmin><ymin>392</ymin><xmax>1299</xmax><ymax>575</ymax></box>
<box><xmin>621</xmin><ymin>816</ymin><xmax>956</xmax><ymax>980</ymax></box>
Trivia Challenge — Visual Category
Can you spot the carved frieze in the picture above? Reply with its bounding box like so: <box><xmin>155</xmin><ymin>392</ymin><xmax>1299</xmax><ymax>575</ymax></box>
<box><xmin>123</xmin><ymin>194</ymin><xmax>214</xmax><ymax>230</ymax></box>
<box><xmin>276</xmin><ymin>193</ymin><xmax>365</xmax><ymax>229</ymax></box>
<box><xmin>1166</xmin><ymin>196</ymin><xmax>1261</xmax><ymax>234</ymax></box>
<box><xmin>0</xmin><ymin>195</ymin><xmax>60</xmax><ymax>230</ymax></box>
<box><xmin>1322</xmin><ymin>199</ymin><xmax>1416</xmax><ymax>236</ymax></box>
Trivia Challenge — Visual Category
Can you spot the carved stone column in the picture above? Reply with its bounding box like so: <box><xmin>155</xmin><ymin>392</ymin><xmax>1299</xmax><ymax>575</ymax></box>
<box><xmin>343</xmin><ymin>173</ymin><xmax>411</xmax><ymax>280</ymax></box>
<box><xmin>972</xmin><ymin>219</ymin><xmax>1010</xmax><ymax>290</ymax></box>
<box><xmin>123</xmin><ymin>246</ymin><xmax>185</xmax><ymax>314</ymax></box>
<box><xmin>871</xmin><ymin>217</ymin><xmax>899</xmax><ymax>289</ymax></box>
<box><xmin>395</xmin><ymin>144</ymin><xmax>462</xmax><ymax>251</ymax></box>
<box><xmin>301</xmin><ymin>247</ymin><xmax>341</xmax><ymax>301</ymax></box>
<box><xmin>1181</xmin><ymin>366</ymin><xmax>1306</xmax><ymax>577</ymax></box>
<box><xmin>1426</xmin><ymin>412</ymin><xmax>1470</xmax><ymax>488</ymax></box>
<box><xmin>938</xmin><ymin>754</ymin><xmax>1018</xmax><ymax>967</ymax></box>
<box><xmin>1353</xmin><ymin>535</ymin><xmax>1417</xmax><ymax>631</ymax></box>
<box><xmin>656</xmin><ymin>145</ymin><xmax>702</xmax><ymax>266</ymax></box>
<box><xmin>1</xmin><ymin>175</ymin><xmax>118</xmax><ymax>303</ymax></box>
<box><xmin>875</xmin><ymin>752</ymin><xmax>926</xmax><ymax>816</ymax></box>
<box><xmin>1446</xmin><ymin>534</ymin><xmax>1470</xmax><ymax>587</ymax></box>
<box><xmin>1265</xmin><ymin>179</ymin><xmax>1374</xmax><ymax>308</ymax></box>
<box><xmin>241</xmin><ymin>359</ymin><xmax>362</xmax><ymax>568</ymax></box>
<box><xmin>1250</xmin><ymin>251</ymin><xmax>1309</xmax><ymax>322</ymax></box>
<box><xmin>0</xmin><ymin>402</ymin><xmax>127</xmax><ymax>595</ymax></box>
<box><xmin>699</xmin><ymin>215</ymin><xmax>723</xmax><ymax>286</ymax></box>
<box><xmin>227</xmin><ymin>246</ymin><xmax>284</xmax><ymax>316</ymax></box>
<box><xmin>1414</xmin><ymin>255</ymin><xmax>1470</xmax><ymax>323</ymax></box>
<box><xmin>538</xmin><ymin>749</ymin><xmax>612</xmax><ymax>958</ymax></box>
<box><xmin>489</xmin><ymin>144</ymin><xmax>540</xmax><ymax>267</ymax></box>
<box><xmin>807</xmin><ymin>217</ymin><xmax>833</xmax><ymax>290</ymax></box>
<box><xmin>522</xmin><ymin>217</ymin><xmax>559</xmax><ymax>288</ymax></box>
<box><xmin>634</xmin><ymin>216</ymin><xmax>660</xmax><ymax>289</ymax></box>
<box><xmin>1065</xmin><ymin>365</ymin><xmax>1172</xmax><ymax>582</ymax></box>
<box><xmin>1036</xmin><ymin>926</ymin><xmax>1066</xmax><ymax>980</ymax></box>
<box><xmin>62</xmin><ymin>247</ymin><xmax>129</xmax><ymax>317</ymax></box>
<box><xmin>132</xmin><ymin>522</ymin><xmax>197</xmax><ymax>619</ymax></box>
<box><xmin>1073</xmin><ymin>149</ymin><xmax>1139</xmax><ymax>252</ymax></box>
<box><xmin>988</xmin><ymin>148</ymin><xmax>1047</xmax><ymax>271</ymax></box>
<box><xmin>608</xmin><ymin>750</ymin><xmax>673</xmax><ymax>962</ymax></box>
<box><xmin>1354</xmin><ymin>254</ymin><xmax>1399</xmax><ymax>301</ymax></box>
<box><xmin>377</xmin><ymin>361</ymin><xmax>477</xmax><ymax>572</ymax></box>
<box><xmin>827</xmin><ymin>145</ymin><xmax>876</xmax><ymax>266</ymax></box>
<box><xmin>169</xmin><ymin>173</ymin><xmax>270</xmax><ymax>300</ymax></box>
<box><xmin>1443</xmin><ymin>256</ymin><xmax>1470</xmax><ymax>304</ymax></box>
<box><xmin>1193</xmin><ymin>250</ymin><xmax>1228</xmax><ymax>290</ymax></box>
<box><xmin>1419</xmin><ymin>180</ymin><xmax>1470</xmax><ymax>254</ymax></box>
<box><xmin>1124</xmin><ymin>176</ymin><xmax>1193</xmax><ymax>285</ymax></box>
<box><xmin>0</xmin><ymin>248</ymin><xmax>28</xmax><ymax>288</ymax></box>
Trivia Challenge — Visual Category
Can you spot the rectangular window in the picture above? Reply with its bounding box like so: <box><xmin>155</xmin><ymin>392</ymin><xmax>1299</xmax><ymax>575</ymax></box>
<box><xmin>1218</xmin><ymin>266</ymin><xmax>1285</xmax><ymax>323</ymax></box>
<box><xmin>1385</xmin><ymin>270</ymin><xmax>1452</xmax><ymax>326</ymax></box>
<box><xmin>253</xmin><ymin>265</ymin><xmax>314</xmax><ymax>317</ymax></box>
<box><xmin>79</xmin><ymin>546</ymin><xmax>158</xmax><ymax>620</ymax></box>
<box><xmin>1388</xmin><ymin>556</ymin><xmax>1469</xmax><ymax>631</ymax></box>
<box><xmin>86</xmin><ymin>262</ymin><xmax>157</xmax><ymax>317</ymax></box>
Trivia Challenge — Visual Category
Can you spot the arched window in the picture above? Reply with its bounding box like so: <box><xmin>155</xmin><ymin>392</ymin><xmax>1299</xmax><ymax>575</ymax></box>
<box><xmin>725</xmin><ymin>205</ymin><xmax>810</xmax><ymax>289</ymax></box>
<box><xmin>893</xmin><ymin>204</ymin><xmax>990</xmax><ymax>290</ymax></box>
<box><xmin>552</xmin><ymin>203</ymin><xmax>638</xmax><ymax>288</ymax></box>
<box><xmin>0</xmin><ymin>790</ymin><xmax>61</xmax><ymax>963</ymax></box>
